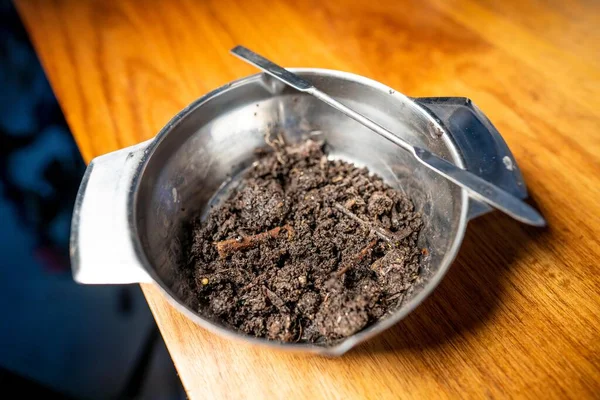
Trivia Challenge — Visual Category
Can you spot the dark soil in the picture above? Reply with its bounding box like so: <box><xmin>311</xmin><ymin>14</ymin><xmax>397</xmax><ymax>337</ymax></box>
<box><xmin>186</xmin><ymin>135</ymin><xmax>423</xmax><ymax>344</ymax></box>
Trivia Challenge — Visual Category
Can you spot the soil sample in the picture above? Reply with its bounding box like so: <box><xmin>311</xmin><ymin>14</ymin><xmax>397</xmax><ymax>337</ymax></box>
<box><xmin>186</xmin><ymin>135</ymin><xmax>423</xmax><ymax>344</ymax></box>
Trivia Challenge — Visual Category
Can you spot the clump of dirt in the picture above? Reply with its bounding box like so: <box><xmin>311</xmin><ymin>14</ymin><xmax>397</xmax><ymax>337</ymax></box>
<box><xmin>186</xmin><ymin>134</ymin><xmax>423</xmax><ymax>344</ymax></box>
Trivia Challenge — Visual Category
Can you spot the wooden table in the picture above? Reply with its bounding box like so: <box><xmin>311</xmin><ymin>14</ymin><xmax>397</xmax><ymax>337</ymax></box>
<box><xmin>16</xmin><ymin>0</ymin><xmax>600</xmax><ymax>398</ymax></box>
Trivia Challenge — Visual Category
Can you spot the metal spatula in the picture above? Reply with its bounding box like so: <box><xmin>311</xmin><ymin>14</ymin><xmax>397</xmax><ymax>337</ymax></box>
<box><xmin>231</xmin><ymin>45</ymin><xmax>545</xmax><ymax>227</ymax></box>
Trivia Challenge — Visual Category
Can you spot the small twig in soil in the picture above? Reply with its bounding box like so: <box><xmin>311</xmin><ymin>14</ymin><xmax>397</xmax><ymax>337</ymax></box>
<box><xmin>334</xmin><ymin>239</ymin><xmax>378</xmax><ymax>277</ymax></box>
<box><xmin>386</xmin><ymin>292</ymin><xmax>406</xmax><ymax>306</ymax></box>
<box><xmin>215</xmin><ymin>225</ymin><xmax>293</xmax><ymax>258</ymax></box>
<box><xmin>334</xmin><ymin>203</ymin><xmax>413</xmax><ymax>243</ymax></box>
<box><xmin>263</xmin><ymin>131</ymin><xmax>287</xmax><ymax>163</ymax></box>
<box><xmin>334</xmin><ymin>203</ymin><xmax>396</xmax><ymax>243</ymax></box>
<box><xmin>264</xmin><ymin>130</ymin><xmax>285</xmax><ymax>149</ymax></box>
<box><xmin>358</xmin><ymin>239</ymin><xmax>378</xmax><ymax>259</ymax></box>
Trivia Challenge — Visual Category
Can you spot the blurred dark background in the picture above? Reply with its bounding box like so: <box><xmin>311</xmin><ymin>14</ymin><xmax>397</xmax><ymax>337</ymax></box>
<box><xmin>0</xmin><ymin>1</ymin><xmax>184</xmax><ymax>398</ymax></box>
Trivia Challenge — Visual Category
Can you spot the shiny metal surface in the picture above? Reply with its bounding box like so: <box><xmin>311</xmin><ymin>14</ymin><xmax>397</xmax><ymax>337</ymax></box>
<box><xmin>413</xmin><ymin>97</ymin><xmax>529</xmax><ymax>220</ymax></box>
<box><xmin>231</xmin><ymin>46</ymin><xmax>545</xmax><ymax>227</ymax></box>
<box><xmin>71</xmin><ymin>68</ymin><xmax>531</xmax><ymax>355</ymax></box>
<box><xmin>231</xmin><ymin>46</ymin><xmax>314</xmax><ymax>91</ymax></box>
<box><xmin>70</xmin><ymin>140</ymin><xmax>153</xmax><ymax>284</ymax></box>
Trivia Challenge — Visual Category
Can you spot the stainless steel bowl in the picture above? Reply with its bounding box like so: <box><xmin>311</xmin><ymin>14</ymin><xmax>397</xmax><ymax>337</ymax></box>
<box><xmin>71</xmin><ymin>69</ymin><xmax>528</xmax><ymax>356</ymax></box>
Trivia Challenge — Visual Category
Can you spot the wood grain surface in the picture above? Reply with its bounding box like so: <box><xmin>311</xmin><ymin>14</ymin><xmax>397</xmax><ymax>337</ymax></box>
<box><xmin>16</xmin><ymin>0</ymin><xmax>600</xmax><ymax>398</ymax></box>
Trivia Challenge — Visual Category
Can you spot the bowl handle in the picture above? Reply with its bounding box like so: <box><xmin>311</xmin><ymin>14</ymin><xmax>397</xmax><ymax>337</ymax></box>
<box><xmin>70</xmin><ymin>140</ymin><xmax>153</xmax><ymax>284</ymax></box>
<box><xmin>413</xmin><ymin>97</ymin><xmax>528</xmax><ymax>220</ymax></box>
